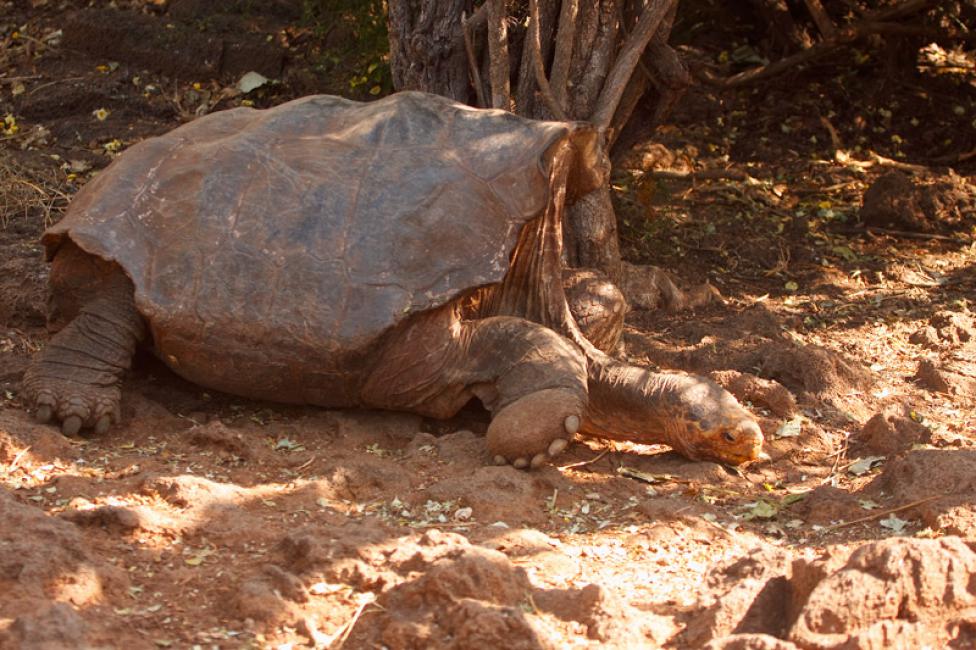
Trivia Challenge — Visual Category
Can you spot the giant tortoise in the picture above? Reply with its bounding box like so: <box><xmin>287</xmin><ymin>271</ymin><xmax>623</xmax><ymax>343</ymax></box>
<box><xmin>23</xmin><ymin>91</ymin><xmax>764</xmax><ymax>468</ymax></box>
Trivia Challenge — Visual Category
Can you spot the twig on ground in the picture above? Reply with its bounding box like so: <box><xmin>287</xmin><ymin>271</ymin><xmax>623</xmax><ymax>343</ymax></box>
<box><xmin>930</xmin><ymin>148</ymin><xmax>976</xmax><ymax>165</ymax></box>
<box><xmin>820</xmin><ymin>432</ymin><xmax>850</xmax><ymax>485</ymax></box>
<box><xmin>0</xmin><ymin>75</ymin><xmax>41</xmax><ymax>84</ymax></box>
<box><xmin>820</xmin><ymin>115</ymin><xmax>843</xmax><ymax>151</ymax></box>
<box><xmin>863</xmin><ymin>227</ymin><xmax>974</xmax><ymax>245</ymax></box>
<box><xmin>648</xmin><ymin>168</ymin><xmax>753</xmax><ymax>182</ymax></box>
<box><xmin>6</xmin><ymin>446</ymin><xmax>31</xmax><ymax>474</ymax></box>
<box><xmin>27</xmin><ymin>76</ymin><xmax>86</xmax><ymax>95</ymax></box>
<box><xmin>558</xmin><ymin>449</ymin><xmax>609</xmax><ymax>470</ymax></box>
<box><xmin>328</xmin><ymin>594</ymin><xmax>380</xmax><ymax>649</ymax></box>
<box><xmin>823</xmin><ymin>495</ymin><xmax>940</xmax><ymax>532</ymax></box>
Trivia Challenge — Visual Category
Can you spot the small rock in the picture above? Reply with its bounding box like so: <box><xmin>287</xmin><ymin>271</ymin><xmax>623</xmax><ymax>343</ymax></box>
<box><xmin>908</xmin><ymin>325</ymin><xmax>941</xmax><ymax>350</ymax></box>
<box><xmin>857</xmin><ymin>406</ymin><xmax>932</xmax><ymax>456</ymax></box>
<box><xmin>683</xmin><ymin>547</ymin><xmax>794</xmax><ymax>646</ymax></box>
<box><xmin>914</xmin><ymin>358</ymin><xmax>952</xmax><ymax>393</ymax></box>
<box><xmin>789</xmin><ymin>537</ymin><xmax>976</xmax><ymax>648</ymax></box>
<box><xmin>709</xmin><ymin>370</ymin><xmax>797</xmax><ymax>417</ymax></box>
<box><xmin>860</xmin><ymin>171</ymin><xmax>932</xmax><ymax>231</ymax></box>
<box><xmin>933</xmin><ymin>311</ymin><xmax>975</xmax><ymax>345</ymax></box>
<box><xmin>704</xmin><ymin>634</ymin><xmax>800</xmax><ymax>650</ymax></box>
<box><xmin>1</xmin><ymin>603</ymin><xmax>88</xmax><ymax>650</ymax></box>
<box><xmin>61</xmin><ymin>505</ymin><xmax>142</xmax><ymax>530</ymax></box>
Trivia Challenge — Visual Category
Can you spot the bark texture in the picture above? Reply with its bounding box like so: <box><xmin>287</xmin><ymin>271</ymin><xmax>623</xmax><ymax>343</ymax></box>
<box><xmin>387</xmin><ymin>0</ymin><xmax>471</xmax><ymax>102</ymax></box>
<box><xmin>387</xmin><ymin>0</ymin><xmax>686</xmax><ymax>287</ymax></box>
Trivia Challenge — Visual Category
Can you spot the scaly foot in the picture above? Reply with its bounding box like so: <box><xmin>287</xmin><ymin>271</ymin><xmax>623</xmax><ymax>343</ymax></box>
<box><xmin>487</xmin><ymin>388</ymin><xmax>583</xmax><ymax>469</ymax></box>
<box><xmin>25</xmin><ymin>374</ymin><xmax>121</xmax><ymax>436</ymax></box>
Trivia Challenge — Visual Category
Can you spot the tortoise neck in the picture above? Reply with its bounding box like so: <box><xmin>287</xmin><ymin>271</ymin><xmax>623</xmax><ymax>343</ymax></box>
<box><xmin>580</xmin><ymin>359</ymin><xmax>696</xmax><ymax>455</ymax></box>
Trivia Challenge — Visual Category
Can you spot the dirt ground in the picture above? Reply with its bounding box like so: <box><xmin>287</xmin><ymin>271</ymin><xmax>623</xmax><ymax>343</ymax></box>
<box><xmin>1</xmin><ymin>1</ymin><xmax>976</xmax><ymax>648</ymax></box>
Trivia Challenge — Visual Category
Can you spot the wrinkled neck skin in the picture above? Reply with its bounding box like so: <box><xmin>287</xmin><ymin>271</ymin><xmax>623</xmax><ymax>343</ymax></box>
<box><xmin>582</xmin><ymin>361</ymin><xmax>697</xmax><ymax>455</ymax></box>
<box><xmin>580</xmin><ymin>358</ymin><xmax>765</xmax><ymax>465</ymax></box>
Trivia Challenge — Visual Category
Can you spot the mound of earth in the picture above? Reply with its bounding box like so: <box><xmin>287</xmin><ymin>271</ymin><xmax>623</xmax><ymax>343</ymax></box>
<box><xmin>689</xmin><ymin>537</ymin><xmax>976</xmax><ymax>649</ymax></box>
<box><xmin>854</xmin><ymin>405</ymin><xmax>933</xmax><ymax>457</ymax></box>
<box><xmin>261</xmin><ymin>527</ymin><xmax>653</xmax><ymax>648</ymax></box>
<box><xmin>2</xmin><ymin>0</ymin><xmax>975</xmax><ymax>647</ymax></box>
<box><xmin>0</xmin><ymin>490</ymin><xmax>129</xmax><ymax>649</ymax></box>
<box><xmin>910</xmin><ymin>311</ymin><xmax>976</xmax><ymax>350</ymax></box>
<box><xmin>860</xmin><ymin>171</ymin><xmax>976</xmax><ymax>233</ymax></box>
<box><xmin>867</xmin><ymin>449</ymin><xmax>976</xmax><ymax>537</ymax></box>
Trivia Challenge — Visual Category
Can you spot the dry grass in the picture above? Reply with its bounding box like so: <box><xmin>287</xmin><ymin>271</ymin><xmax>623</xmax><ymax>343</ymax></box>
<box><xmin>0</xmin><ymin>150</ymin><xmax>71</xmax><ymax>231</ymax></box>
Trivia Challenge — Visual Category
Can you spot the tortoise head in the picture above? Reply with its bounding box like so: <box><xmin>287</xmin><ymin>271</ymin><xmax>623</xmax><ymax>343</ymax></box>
<box><xmin>666</xmin><ymin>378</ymin><xmax>766</xmax><ymax>466</ymax></box>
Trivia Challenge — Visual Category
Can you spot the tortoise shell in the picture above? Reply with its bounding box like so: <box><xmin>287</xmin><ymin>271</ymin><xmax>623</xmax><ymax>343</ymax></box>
<box><xmin>44</xmin><ymin>92</ymin><xmax>599</xmax><ymax>401</ymax></box>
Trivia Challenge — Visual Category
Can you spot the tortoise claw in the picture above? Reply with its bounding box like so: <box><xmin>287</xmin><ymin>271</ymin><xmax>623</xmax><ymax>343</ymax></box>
<box><xmin>530</xmin><ymin>453</ymin><xmax>547</xmax><ymax>469</ymax></box>
<box><xmin>94</xmin><ymin>415</ymin><xmax>112</xmax><ymax>436</ymax></box>
<box><xmin>548</xmin><ymin>438</ymin><xmax>568</xmax><ymax>456</ymax></box>
<box><xmin>493</xmin><ymin>455</ymin><xmax>507</xmax><ymax>466</ymax></box>
<box><xmin>564</xmin><ymin>415</ymin><xmax>580</xmax><ymax>435</ymax></box>
<box><xmin>512</xmin><ymin>457</ymin><xmax>528</xmax><ymax>469</ymax></box>
<box><xmin>35</xmin><ymin>404</ymin><xmax>53</xmax><ymax>424</ymax></box>
<box><xmin>61</xmin><ymin>415</ymin><xmax>83</xmax><ymax>436</ymax></box>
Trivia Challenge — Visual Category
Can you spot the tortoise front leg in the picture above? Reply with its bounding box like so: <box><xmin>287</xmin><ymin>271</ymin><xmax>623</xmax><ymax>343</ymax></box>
<box><xmin>362</xmin><ymin>309</ymin><xmax>588</xmax><ymax>469</ymax></box>
<box><xmin>22</xmin><ymin>271</ymin><xmax>144</xmax><ymax>435</ymax></box>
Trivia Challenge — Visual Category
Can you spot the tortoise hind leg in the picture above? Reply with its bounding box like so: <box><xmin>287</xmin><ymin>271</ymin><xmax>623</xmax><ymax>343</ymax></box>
<box><xmin>23</xmin><ymin>267</ymin><xmax>144</xmax><ymax>436</ymax></box>
<box><xmin>362</xmin><ymin>308</ymin><xmax>588</xmax><ymax>469</ymax></box>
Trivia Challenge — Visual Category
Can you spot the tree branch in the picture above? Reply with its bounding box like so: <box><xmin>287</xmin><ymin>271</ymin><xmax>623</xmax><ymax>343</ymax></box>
<box><xmin>550</xmin><ymin>0</ymin><xmax>579</xmax><ymax>114</ymax></box>
<box><xmin>461</xmin><ymin>11</ymin><xmax>487</xmax><ymax>107</ymax></box>
<box><xmin>706</xmin><ymin>0</ymin><xmax>938</xmax><ymax>88</ymax></box>
<box><xmin>803</xmin><ymin>0</ymin><xmax>836</xmax><ymax>38</ymax></box>
<box><xmin>486</xmin><ymin>0</ymin><xmax>512</xmax><ymax>110</ymax></box>
<box><xmin>591</xmin><ymin>0</ymin><xmax>675</xmax><ymax>129</ymax></box>
<box><xmin>528</xmin><ymin>0</ymin><xmax>568</xmax><ymax>120</ymax></box>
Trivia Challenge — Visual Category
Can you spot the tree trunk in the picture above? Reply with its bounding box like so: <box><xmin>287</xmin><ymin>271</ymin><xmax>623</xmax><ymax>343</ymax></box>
<box><xmin>387</xmin><ymin>0</ymin><xmax>471</xmax><ymax>102</ymax></box>
<box><xmin>565</xmin><ymin>186</ymin><xmax>622</xmax><ymax>280</ymax></box>
<box><xmin>386</xmin><ymin>0</ymin><xmax>689</xmax><ymax>291</ymax></box>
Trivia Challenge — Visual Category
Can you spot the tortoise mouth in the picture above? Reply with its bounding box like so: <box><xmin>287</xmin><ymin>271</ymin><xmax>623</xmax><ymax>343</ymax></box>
<box><xmin>687</xmin><ymin>419</ymin><xmax>766</xmax><ymax>466</ymax></box>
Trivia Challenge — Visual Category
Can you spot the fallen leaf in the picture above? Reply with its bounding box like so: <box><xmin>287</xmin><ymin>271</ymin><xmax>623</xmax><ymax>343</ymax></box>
<box><xmin>775</xmin><ymin>415</ymin><xmax>803</xmax><ymax>438</ymax></box>
<box><xmin>858</xmin><ymin>499</ymin><xmax>880</xmax><ymax>510</ymax></box>
<box><xmin>67</xmin><ymin>159</ymin><xmax>91</xmax><ymax>173</ymax></box>
<box><xmin>782</xmin><ymin>492</ymin><xmax>808</xmax><ymax>506</ymax></box>
<box><xmin>847</xmin><ymin>456</ymin><xmax>885</xmax><ymax>476</ymax></box>
<box><xmin>742</xmin><ymin>500</ymin><xmax>778</xmax><ymax>520</ymax></box>
<box><xmin>237</xmin><ymin>71</ymin><xmax>271</xmax><ymax>94</ymax></box>
<box><xmin>880</xmin><ymin>515</ymin><xmax>909</xmax><ymax>533</ymax></box>
<box><xmin>832</xmin><ymin>245</ymin><xmax>857</xmax><ymax>262</ymax></box>
<box><xmin>275</xmin><ymin>438</ymin><xmax>305</xmax><ymax>452</ymax></box>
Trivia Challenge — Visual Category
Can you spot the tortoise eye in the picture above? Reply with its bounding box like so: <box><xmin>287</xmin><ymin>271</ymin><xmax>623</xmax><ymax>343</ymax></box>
<box><xmin>722</xmin><ymin>431</ymin><xmax>736</xmax><ymax>443</ymax></box>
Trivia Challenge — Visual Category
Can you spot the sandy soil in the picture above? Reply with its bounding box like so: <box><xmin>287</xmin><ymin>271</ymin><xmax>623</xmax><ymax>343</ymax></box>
<box><xmin>1</xmin><ymin>1</ymin><xmax>975</xmax><ymax>648</ymax></box>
